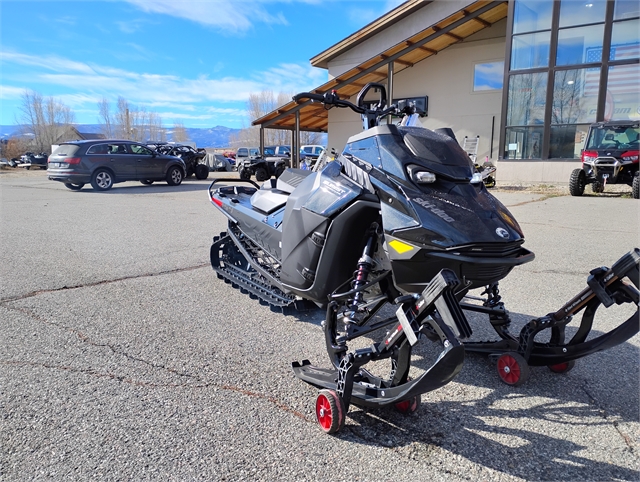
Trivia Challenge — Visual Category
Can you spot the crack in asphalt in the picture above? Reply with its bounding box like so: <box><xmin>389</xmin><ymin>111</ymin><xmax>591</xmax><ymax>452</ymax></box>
<box><xmin>581</xmin><ymin>383</ymin><xmax>635</xmax><ymax>452</ymax></box>
<box><xmin>1</xmin><ymin>303</ymin><xmax>311</xmax><ymax>424</ymax></box>
<box><xmin>1</xmin><ymin>359</ymin><xmax>311</xmax><ymax>423</ymax></box>
<box><xmin>503</xmin><ymin>194</ymin><xmax>564</xmax><ymax>207</ymax></box>
<box><xmin>0</xmin><ymin>264</ymin><xmax>211</xmax><ymax>303</ymax></box>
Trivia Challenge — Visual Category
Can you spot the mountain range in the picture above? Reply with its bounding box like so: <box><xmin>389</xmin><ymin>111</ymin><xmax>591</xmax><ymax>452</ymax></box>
<box><xmin>0</xmin><ymin>124</ymin><xmax>241</xmax><ymax>148</ymax></box>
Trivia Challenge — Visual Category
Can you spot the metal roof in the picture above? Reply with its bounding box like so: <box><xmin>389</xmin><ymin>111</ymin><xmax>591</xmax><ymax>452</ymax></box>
<box><xmin>253</xmin><ymin>0</ymin><xmax>508</xmax><ymax>133</ymax></box>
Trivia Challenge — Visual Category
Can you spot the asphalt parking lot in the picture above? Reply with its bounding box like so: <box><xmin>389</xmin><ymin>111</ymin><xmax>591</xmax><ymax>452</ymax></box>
<box><xmin>1</xmin><ymin>169</ymin><xmax>638</xmax><ymax>481</ymax></box>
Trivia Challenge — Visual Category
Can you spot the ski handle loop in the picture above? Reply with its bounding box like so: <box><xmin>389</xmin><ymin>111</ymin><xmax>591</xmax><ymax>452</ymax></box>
<box><xmin>553</xmin><ymin>248</ymin><xmax>640</xmax><ymax>321</ymax></box>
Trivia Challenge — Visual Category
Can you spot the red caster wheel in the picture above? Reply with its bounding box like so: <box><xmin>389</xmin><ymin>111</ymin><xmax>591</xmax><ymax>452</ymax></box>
<box><xmin>394</xmin><ymin>394</ymin><xmax>421</xmax><ymax>414</ymax></box>
<box><xmin>496</xmin><ymin>352</ymin><xmax>530</xmax><ymax>386</ymax></box>
<box><xmin>315</xmin><ymin>389</ymin><xmax>345</xmax><ymax>434</ymax></box>
<box><xmin>548</xmin><ymin>360</ymin><xmax>576</xmax><ymax>374</ymax></box>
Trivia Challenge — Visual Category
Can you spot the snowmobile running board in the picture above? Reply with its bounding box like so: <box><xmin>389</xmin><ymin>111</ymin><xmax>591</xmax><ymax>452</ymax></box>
<box><xmin>462</xmin><ymin>248</ymin><xmax>640</xmax><ymax>368</ymax></box>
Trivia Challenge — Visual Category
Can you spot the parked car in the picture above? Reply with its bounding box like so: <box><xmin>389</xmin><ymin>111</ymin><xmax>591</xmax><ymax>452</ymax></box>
<box><xmin>264</xmin><ymin>145</ymin><xmax>292</xmax><ymax>158</ymax></box>
<box><xmin>235</xmin><ymin>147</ymin><xmax>260</xmax><ymax>163</ymax></box>
<box><xmin>47</xmin><ymin>140</ymin><xmax>187</xmax><ymax>191</ymax></box>
<box><xmin>300</xmin><ymin>145</ymin><xmax>325</xmax><ymax>159</ymax></box>
<box><xmin>265</xmin><ymin>145</ymin><xmax>307</xmax><ymax>162</ymax></box>
<box><xmin>569</xmin><ymin>120</ymin><xmax>639</xmax><ymax>198</ymax></box>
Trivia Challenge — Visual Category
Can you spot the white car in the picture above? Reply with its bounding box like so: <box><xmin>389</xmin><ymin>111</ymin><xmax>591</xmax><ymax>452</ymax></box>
<box><xmin>300</xmin><ymin>145</ymin><xmax>325</xmax><ymax>159</ymax></box>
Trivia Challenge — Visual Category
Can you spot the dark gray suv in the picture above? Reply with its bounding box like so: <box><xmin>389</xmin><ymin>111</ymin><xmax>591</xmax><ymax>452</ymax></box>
<box><xmin>47</xmin><ymin>140</ymin><xmax>187</xmax><ymax>191</ymax></box>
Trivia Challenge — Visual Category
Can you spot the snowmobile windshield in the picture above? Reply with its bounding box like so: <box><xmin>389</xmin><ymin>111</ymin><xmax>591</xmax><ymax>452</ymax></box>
<box><xmin>378</xmin><ymin>127</ymin><xmax>474</xmax><ymax>181</ymax></box>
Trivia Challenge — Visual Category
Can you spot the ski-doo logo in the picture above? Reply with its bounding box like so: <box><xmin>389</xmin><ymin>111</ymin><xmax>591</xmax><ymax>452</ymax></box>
<box><xmin>412</xmin><ymin>197</ymin><xmax>455</xmax><ymax>223</ymax></box>
<box><xmin>385</xmin><ymin>324</ymin><xmax>403</xmax><ymax>345</ymax></box>
<box><xmin>495</xmin><ymin>227</ymin><xmax>509</xmax><ymax>239</ymax></box>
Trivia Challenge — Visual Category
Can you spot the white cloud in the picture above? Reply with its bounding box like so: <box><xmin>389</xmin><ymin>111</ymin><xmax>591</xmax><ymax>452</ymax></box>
<box><xmin>122</xmin><ymin>0</ymin><xmax>288</xmax><ymax>33</ymax></box>
<box><xmin>0</xmin><ymin>85</ymin><xmax>26</xmax><ymax>99</ymax></box>
<box><xmin>0</xmin><ymin>51</ymin><xmax>96</xmax><ymax>75</ymax></box>
<box><xmin>0</xmin><ymin>50</ymin><xmax>328</xmax><ymax>125</ymax></box>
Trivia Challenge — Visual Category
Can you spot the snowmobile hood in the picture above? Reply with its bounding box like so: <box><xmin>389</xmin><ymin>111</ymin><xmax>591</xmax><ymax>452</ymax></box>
<box><xmin>372</xmin><ymin>174</ymin><xmax>524</xmax><ymax>250</ymax></box>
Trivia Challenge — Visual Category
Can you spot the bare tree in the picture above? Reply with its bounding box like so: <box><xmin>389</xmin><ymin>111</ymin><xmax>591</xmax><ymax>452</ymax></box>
<box><xmin>172</xmin><ymin>121</ymin><xmax>189</xmax><ymax>143</ymax></box>
<box><xmin>98</xmin><ymin>97</ymin><xmax>114</xmax><ymax>138</ymax></box>
<box><xmin>232</xmin><ymin>90</ymin><xmax>324</xmax><ymax>149</ymax></box>
<box><xmin>108</xmin><ymin>96</ymin><xmax>164</xmax><ymax>142</ymax></box>
<box><xmin>551</xmin><ymin>70</ymin><xmax>585</xmax><ymax>125</ymax></box>
<box><xmin>17</xmin><ymin>90</ymin><xmax>75</xmax><ymax>153</ymax></box>
<box><xmin>148</xmin><ymin>112</ymin><xmax>166</xmax><ymax>142</ymax></box>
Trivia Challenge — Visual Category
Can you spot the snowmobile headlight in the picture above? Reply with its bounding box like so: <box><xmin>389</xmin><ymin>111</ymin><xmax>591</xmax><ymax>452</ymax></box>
<box><xmin>470</xmin><ymin>172</ymin><xmax>483</xmax><ymax>184</ymax></box>
<box><xmin>412</xmin><ymin>170</ymin><xmax>436</xmax><ymax>184</ymax></box>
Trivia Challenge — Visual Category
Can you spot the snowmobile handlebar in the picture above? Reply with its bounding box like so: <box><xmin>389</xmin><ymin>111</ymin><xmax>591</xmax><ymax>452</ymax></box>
<box><xmin>293</xmin><ymin>82</ymin><xmax>399</xmax><ymax>119</ymax></box>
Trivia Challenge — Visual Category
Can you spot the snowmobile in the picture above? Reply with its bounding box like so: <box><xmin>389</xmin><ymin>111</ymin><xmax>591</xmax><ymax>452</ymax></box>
<box><xmin>208</xmin><ymin>83</ymin><xmax>640</xmax><ymax>433</ymax></box>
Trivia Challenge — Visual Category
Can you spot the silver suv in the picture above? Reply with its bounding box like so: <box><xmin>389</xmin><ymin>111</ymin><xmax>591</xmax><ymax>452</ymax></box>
<box><xmin>47</xmin><ymin>140</ymin><xmax>186</xmax><ymax>191</ymax></box>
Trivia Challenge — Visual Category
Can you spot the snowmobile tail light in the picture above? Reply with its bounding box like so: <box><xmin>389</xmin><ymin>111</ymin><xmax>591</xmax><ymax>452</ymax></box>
<box><xmin>413</xmin><ymin>171</ymin><xmax>436</xmax><ymax>184</ymax></box>
<box><xmin>470</xmin><ymin>173</ymin><xmax>483</xmax><ymax>184</ymax></box>
<box><xmin>211</xmin><ymin>197</ymin><xmax>223</xmax><ymax>207</ymax></box>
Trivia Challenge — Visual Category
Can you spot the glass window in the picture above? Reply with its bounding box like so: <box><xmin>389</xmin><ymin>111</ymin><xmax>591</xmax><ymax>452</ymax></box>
<box><xmin>611</xmin><ymin>19</ymin><xmax>640</xmax><ymax>60</ymax></box>
<box><xmin>556</xmin><ymin>25</ymin><xmax>605</xmax><ymax>66</ymax></box>
<box><xmin>504</xmin><ymin>126</ymin><xmax>544</xmax><ymax>159</ymax></box>
<box><xmin>559</xmin><ymin>0</ymin><xmax>607</xmax><ymax>28</ymax></box>
<box><xmin>552</xmin><ymin>69</ymin><xmax>599</xmax><ymax>124</ymax></box>
<box><xmin>614</xmin><ymin>0</ymin><xmax>640</xmax><ymax>20</ymax></box>
<box><xmin>606</xmin><ymin>64</ymin><xmax>640</xmax><ymax>121</ymax></box>
<box><xmin>549</xmin><ymin>124</ymin><xmax>591</xmax><ymax>158</ymax></box>
<box><xmin>506</xmin><ymin>72</ymin><xmax>548</xmax><ymax>126</ymax></box>
<box><xmin>511</xmin><ymin>32</ymin><xmax>551</xmax><ymax>69</ymax></box>
<box><xmin>86</xmin><ymin>144</ymin><xmax>110</xmax><ymax>155</ymax></box>
<box><xmin>107</xmin><ymin>144</ymin><xmax>128</xmax><ymax>154</ymax></box>
<box><xmin>513</xmin><ymin>0</ymin><xmax>553</xmax><ymax>34</ymax></box>
<box><xmin>473</xmin><ymin>61</ymin><xmax>505</xmax><ymax>91</ymax></box>
<box><xmin>130</xmin><ymin>144</ymin><xmax>153</xmax><ymax>155</ymax></box>
<box><xmin>585</xmin><ymin>124</ymin><xmax>640</xmax><ymax>149</ymax></box>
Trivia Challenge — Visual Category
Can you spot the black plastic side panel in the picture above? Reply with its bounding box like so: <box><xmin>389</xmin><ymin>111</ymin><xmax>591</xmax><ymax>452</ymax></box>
<box><xmin>284</xmin><ymin>200</ymin><xmax>381</xmax><ymax>304</ymax></box>
<box><xmin>280</xmin><ymin>172</ymin><xmax>328</xmax><ymax>289</ymax></box>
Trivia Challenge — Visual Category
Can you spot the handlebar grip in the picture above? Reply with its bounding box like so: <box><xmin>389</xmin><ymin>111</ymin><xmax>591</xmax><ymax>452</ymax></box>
<box><xmin>293</xmin><ymin>92</ymin><xmax>324</xmax><ymax>103</ymax></box>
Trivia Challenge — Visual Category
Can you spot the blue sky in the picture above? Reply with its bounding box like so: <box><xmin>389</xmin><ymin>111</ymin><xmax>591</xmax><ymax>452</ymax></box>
<box><xmin>0</xmin><ymin>0</ymin><xmax>403</xmax><ymax>129</ymax></box>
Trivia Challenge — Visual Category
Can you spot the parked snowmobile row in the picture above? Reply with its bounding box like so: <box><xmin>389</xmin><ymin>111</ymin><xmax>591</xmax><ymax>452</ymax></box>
<box><xmin>208</xmin><ymin>83</ymin><xmax>639</xmax><ymax>434</ymax></box>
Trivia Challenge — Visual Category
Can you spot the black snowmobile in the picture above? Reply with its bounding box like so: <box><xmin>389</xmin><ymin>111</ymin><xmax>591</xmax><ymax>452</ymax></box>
<box><xmin>208</xmin><ymin>84</ymin><xmax>640</xmax><ymax>433</ymax></box>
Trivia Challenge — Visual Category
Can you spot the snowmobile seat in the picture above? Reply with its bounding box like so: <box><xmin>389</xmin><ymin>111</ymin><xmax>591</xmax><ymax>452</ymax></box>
<box><xmin>250</xmin><ymin>182</ymin><xmax>290</xmax><ymax>214</ymax></box>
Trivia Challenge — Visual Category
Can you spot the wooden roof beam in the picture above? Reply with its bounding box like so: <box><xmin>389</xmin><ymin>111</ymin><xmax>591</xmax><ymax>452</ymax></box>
<box><xmin>464</xmin><ymin>10</ymin><xmax>492</xmax><ymax>28</ymax></box>
<box><xmin>408</xmin><ymin>41</ymin><xmax>438</xmax><ymax>55</ymax></box>
<box><xmin>447</xmin><ymin>32</ymin><xmax>463</xmax><ymax>42</ymax></box>
<box><xmin>380</xmin><ymin>53</ymin><xmax>413</xmax><ymax>67</ymax></box>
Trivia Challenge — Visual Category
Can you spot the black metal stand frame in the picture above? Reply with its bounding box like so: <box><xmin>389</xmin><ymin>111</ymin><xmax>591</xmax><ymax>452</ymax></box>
<box><xmin>462</xmin><ymin>249</ymin><xmax>640</xmax><ymax>366</ymax></box>
<box><xmin>292</xmin><ymin>268</ymin><xmax>467</xmax><ymax>410</ymax></box>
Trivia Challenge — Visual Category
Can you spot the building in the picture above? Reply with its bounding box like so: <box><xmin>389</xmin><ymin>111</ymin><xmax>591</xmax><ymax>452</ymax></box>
<box><xmin>253</xmin><ymin>0</ymin><xmax>639</xmax><ymax>183</ymax></box>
